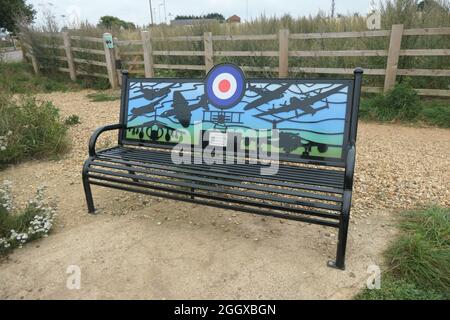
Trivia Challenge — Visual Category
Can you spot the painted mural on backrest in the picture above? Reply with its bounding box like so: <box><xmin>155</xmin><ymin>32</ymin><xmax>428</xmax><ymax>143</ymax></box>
<box><xmin>123</xmin><ymin>64</ymin><xmax>353</xmax><ymax>161</ymax></box>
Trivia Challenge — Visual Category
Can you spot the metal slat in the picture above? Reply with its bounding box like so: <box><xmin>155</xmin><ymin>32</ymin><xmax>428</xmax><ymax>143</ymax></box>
<box><xmin>89</xmin><ymin>179</ymin><xmax>340</xmax><ymax>228</ymax></box>
<box><xmin>87</xmin><ymin>173</ymin><xmax>341</xmax><ymax>220</ymax></box>
<box><xmin>100</xmin><ymin>151</ymin><xmax>344</xmax><ymax>189</ymax></box>
<box><xmin>99</xmin><ymin>148</ymin><xmax>344</xmax><ymax>188</ymax></box>
<box><xmin>89</xmin><ymin>163</ymin><xmax>341</xmax><ymax>211</ymax></box>
<box><xmin>93</xmin><ymin>156</ymin><xmax>344</xmax><ymax>195</ymax></box>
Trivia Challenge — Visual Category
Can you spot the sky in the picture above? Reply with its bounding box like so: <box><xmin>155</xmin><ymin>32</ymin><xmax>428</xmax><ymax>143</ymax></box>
<box><xmin>27</xmin><ymin>0</ymin><xmax>375</xmax><ymax>27</ymax></box>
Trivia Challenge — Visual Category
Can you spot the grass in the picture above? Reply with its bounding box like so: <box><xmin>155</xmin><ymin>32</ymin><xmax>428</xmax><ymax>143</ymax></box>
<box><xmin>0</xmin><ymin>93</ymin><xmax>70</xmax><ymax>168</ymax></box>
<box><xmin>0</xmin><ymin>62</ymin><xmax>78</xmax><ymax>94</ymax></box>
<box><xmin>86</xmin><ymin>91</ymin><xmax>121</xmax><ymax>102</ymax></box>
<box><xmin>356</xmin><ymin>207</ymin><xmax>450</xmax><ymax>300</ymax></box>
<box><xmin>0</xmin><ymin>62</ymin><xmax>111</xmax><ymax>93</ymax></box>
<box><xmin>360</xmin><ymin>83</ymin><xmax>450</xmax><ymax>128</ymax></box>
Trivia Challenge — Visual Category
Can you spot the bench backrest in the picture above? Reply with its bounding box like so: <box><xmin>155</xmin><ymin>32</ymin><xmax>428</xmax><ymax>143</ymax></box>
<box><xmin>118</xmin><ymin>64</ymin><xmax>362</xmax><ymax>166</ymax></box>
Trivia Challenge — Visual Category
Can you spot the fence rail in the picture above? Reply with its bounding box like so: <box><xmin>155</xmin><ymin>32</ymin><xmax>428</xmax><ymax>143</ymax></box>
<box><xmin>20</xmin><ymin>25</ymin><xmax>450</xmax><ymax>96</ymax></box>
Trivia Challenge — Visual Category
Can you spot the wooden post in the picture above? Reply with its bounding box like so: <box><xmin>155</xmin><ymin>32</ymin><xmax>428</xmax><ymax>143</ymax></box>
<box><xmin>384</xmin><ymin>24</ymin><xmax>404</xmax><ymax>92</ymax></box>
<box><xmin>141</xmin><ymin>30</ymin><xmax>154</xmax><ymax>77</ymax></box>
<box><xmin>114</xmin><ymin>37</ymin><xmax>122</xmax><ymax>86</ymax></box>
<box><xmin>29</xmin><ymin>47</ymin><xmax>40</xmax><ymax>75</ymax></box>
<box><xmin>103</xmin><ymin>33</ymin><xmax>119</xmax><ymax>89</ymax></box>
<box><xmin>62</xmin><ymin>32</ymin><xmax>76</xmax><ymax>81</ymax></box>
<box><xmin>204</xmin><ymin>32</ymin><xmax>213</xmax><ymax>73</ymax></box>
<box><xmin>278</xmin><ymin>29</ymin><xmax>289</xmax><ymax>78</ymax></box>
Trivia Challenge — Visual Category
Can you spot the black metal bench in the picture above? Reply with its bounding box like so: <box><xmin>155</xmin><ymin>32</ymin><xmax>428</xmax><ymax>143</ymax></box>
<box><xmin>82</xmin><ymin>63</ymin><xmax>363</xmax><ymax>270</ymax></box>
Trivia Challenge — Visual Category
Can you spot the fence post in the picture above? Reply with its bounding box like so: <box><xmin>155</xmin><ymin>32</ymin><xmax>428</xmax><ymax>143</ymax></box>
<box><xmin>204</xmin><ymin>32</ymin><xmax>213</xmax><ymax>74</ymax></box>
<box><xmin>141</xmin><ymin>30</ymin><xmax>154</xmax><ymax>77</ymax></box>
<box><xmin>114</xmin><ymin>37</ymin><xmax>122</xmax><ymax>86</ymax></box>
<box><xmin>384</xmin><ymin>24</ymin><xmax>404</xmax><ymax>92</ymax></box>
<box><xmin>62</xmin><ymin>32</ymin><xmax>76</xmax><ymax>81</ymax></box>
<box><xmin>278</xmin><ymin>29</ymin><xmax>289</xmax><ymax>78</ymax></box>
<box><xmin>29</xmin><ymin>47</ymin><xmax>40</xmax><ymax>75</ymax></box>
<box><xmin>103</xmin><ymin>33</ymin><xmax>119</xmax><ymax>89</ymax></box>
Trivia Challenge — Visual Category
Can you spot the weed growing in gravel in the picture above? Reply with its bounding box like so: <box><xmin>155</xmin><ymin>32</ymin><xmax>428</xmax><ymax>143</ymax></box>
<box><xmin>64</xmin><ymin>114</ymin><xmax>81</xmax><ymax>126</ymax></box>
<box><xmin>86</xmin><ymin>91</ymin><xmax>121</xmax><ymax>102</ymax></box>
<box><xmin>0</xmin><ymin>93</ymin><xmax>70</xmax><ymax>168</ymax></box>
<box><xmin>0</xmin><ymin>181</ymin><xmax>56</xmax><ymax>256</ymax></box>
<box><xmin>356</xmin><ymin>207</ymin><xmax>450</xmax><ymax>300</ymax></box>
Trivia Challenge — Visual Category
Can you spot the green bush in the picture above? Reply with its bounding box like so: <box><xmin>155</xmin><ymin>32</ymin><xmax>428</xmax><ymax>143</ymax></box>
<box><xmin>356</xmin><ymin>207</ymin><xmax>450</xmax><ymax>300</ymax></box>
<box><xmin>0</xmin><ymin>182</ymin><xmax>56</xmax><ymax>256</ymax></box>
<box><xmin>420</xmin><ymin>102</ymin><xmax>450</xmax><ymax>128</ymax></box>
<box><xmin>360</xmin><ymin>82</ymin><xmax>422</xmax><ymax>122</ymax></box>
<box><xmin>0</xmin><ymin>94</ymin><xmax>70</xmax><ymax>167</ymax></box>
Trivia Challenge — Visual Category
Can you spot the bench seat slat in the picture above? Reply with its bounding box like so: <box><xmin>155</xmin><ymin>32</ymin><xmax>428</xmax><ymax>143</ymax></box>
<box><xmin>106</xmin><ymin>147</ymin><xmax>345</xmax><ymax>178</ymax></box>
<box><xmin>89</xmin><ymin>179</ymin><xmax>340</xmax><ymax>228</ymax></box>
<box><xmin>98</xmin><ymin>147</ymin><xmax>345</xmax><ymax>189</ymax></box>
<box><xmin>87</xmin><ymin>172</ymin><xmax>341</xmax><ymax>220</ymax></box>
<box><xmin>89</xmin><ymin>162</ymin><xmax>343</xmax><ymax>206</ymax></box>
<box><xmin>94</xmin><ymin>155</ymin><xmax>344</xmax><ymax>195</ymax></box>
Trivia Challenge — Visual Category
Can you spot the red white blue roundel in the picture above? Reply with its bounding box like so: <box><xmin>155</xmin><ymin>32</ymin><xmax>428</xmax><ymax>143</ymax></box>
<box><xmin>205</xmin><ymin>64</ymin><xmax>245</xmax><ymax>109</ymax></box>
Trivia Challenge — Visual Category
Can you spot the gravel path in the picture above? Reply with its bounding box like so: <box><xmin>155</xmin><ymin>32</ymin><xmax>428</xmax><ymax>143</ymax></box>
<box><xmin>0</xmin><ymin>91</ymin><xmax>448</xmax><ymax>299</ymax></box>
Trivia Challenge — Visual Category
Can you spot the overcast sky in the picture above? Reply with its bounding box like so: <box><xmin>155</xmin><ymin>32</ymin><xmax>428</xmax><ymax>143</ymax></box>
<box><xmin>28</xmin><ymin>0</ymin><xmax>375</xmax><ymax>26</ymax></box>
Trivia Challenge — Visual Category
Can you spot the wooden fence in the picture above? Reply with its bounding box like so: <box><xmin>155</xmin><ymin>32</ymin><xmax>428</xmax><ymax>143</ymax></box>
<box><xmin>21</xmin><ymin>25</ymin><xmax>450</xmax><ymax>97</ymax></box>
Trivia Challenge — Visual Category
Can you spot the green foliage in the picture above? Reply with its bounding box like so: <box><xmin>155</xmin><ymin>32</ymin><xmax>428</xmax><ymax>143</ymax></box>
<box><xmin>64</xmin><ymin>114</ymin><xmax>81</xmax><ymax>126</ymax></box>
<box><xmin>86</xmin><ymin>91</ymin><xmax>120</xmax><ymax>102</ymax></box>
<box><xmin>0</xmin><ymin>0</ymin><xmax>35</xmax><ymax>33</ymax></box>
<box><xmin>420</xmin><ymin>101</ymin><xmax>450</xmax><ymax>128</ymax></box>
<box><xmin>0</xmin><ymin>62</ymin><xmax>79</xmax><ymax>93</ymax></box>
<box><xmin>360</xmin><ymin>82</ymin><xmax>449</xmax><ymax>127</ymax></box>
<box><xmin>356</xmin><ymin>207</ymin><xmax>450</xmax><ymax>300</ymax></box>
<box><xmin>355</xmin><ymin>277</ymin><xmax>445</xmax><ymax>300</ymax></box>
<box><xmin>0</xmin><ymin>183</ymin><xmax>56</xmax><ymax>256</ymax></box>
<box><xmin>360</xmin><ymin>82</ymin><xmax>422</xmax><ymax>122</ymax></box>
<box><xmin>98</xmin><ymin>16</ymin><xmax>136</xmax><ymax>30</ymax></box>
<box><xmin>0</xmin><ymin>93</ymin><xmax>69</xmax><ymax>167</ymax></box>
<box><xmin>174</xmin><ymin>13</ymin><xmax>225</xmax><ymax>21</ymax></box>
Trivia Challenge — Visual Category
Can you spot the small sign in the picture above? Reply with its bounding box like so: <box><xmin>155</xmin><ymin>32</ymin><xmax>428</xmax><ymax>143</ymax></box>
<box><xmin>103</xmin><ymin>33</ymin><xmax>114</xmax><ymax>49</ymax></box>
<box><xmin>209</xmin><ymin>132</ymin><xmax>227</xmax><ymax>147</ymax></box>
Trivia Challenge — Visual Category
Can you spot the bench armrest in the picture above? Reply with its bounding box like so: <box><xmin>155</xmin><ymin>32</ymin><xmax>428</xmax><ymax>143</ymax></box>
<box><xmin>344</xmin><ymin>144</ymin><xmax>356</xmax><ymax>191</ymax></box>
<box><xmin>89</xmin><ymin>124</ymin><xmax>124</xmax><ymax>157</ymax></box>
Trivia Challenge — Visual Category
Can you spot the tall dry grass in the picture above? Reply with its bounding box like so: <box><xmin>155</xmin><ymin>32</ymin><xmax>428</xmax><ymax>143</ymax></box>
<box><xmin>20</xmin><ymin>0</ymin><xmax>450</xmax><ymax>89</ymax></box>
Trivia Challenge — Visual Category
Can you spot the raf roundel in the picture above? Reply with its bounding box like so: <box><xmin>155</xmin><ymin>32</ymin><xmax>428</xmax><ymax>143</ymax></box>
<box><xmin>205</xmin><ymin>64</ymin><xmax>246</xmax><ymax>109</ymax></box>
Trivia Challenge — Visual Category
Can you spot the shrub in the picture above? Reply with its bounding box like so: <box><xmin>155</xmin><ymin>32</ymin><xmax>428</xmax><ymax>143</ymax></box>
<box><xmin>0</xmin><ymin>94</ymin><xmax>70</xmax><ymax>167</ymax></box>
<box><xmin>64</xmin><ymin>114</ymin><xmax>81</xmax><ymax>126</ymax></box>
<box><xmin>420</xmin><ymin>102</ymin><xmax>450</xmax><ymax>128</ymax></box>
<box><xmin>0</xmin><ymin>181</ymin><xmax>56</xmax><ymax>256</ymax></box>
<box><xmin>360</xmin><ymin>82</ymin><xmax>422</xmax><ymax>122</ymax></box>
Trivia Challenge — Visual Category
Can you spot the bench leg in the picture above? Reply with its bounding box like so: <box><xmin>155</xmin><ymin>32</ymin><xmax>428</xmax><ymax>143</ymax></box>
<box><xmin>328</xmin><ymin>190</ymin><xmax>351</xmax><ymax>270</ymax></box>
<box><xmin>82</xmin><ymin>159</ymin><xmax>96</xmax><ymax>214</ymax></box>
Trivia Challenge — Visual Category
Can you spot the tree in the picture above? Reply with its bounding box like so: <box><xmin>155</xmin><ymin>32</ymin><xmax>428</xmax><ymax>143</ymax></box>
<box><xmin>174</xmin><ymin>13</ymin><xmax>225</xmax><ymax>21</ymax></box>
<box><xmin>98</xmin><ymin>16</ymin><xmax>136</xmax><ymax>30</ymax></box>
<box><xmin>0</xmin><ymin>0</ymin><xmax>35</xmax><ymax>33</ymax></box>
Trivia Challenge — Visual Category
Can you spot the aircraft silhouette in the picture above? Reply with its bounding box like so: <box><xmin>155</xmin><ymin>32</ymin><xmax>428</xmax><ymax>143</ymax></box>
<box><xmin>130</xmin><ymin>83</ymin><xmax>176</xmax><ymax>101</ymax></box>
<box><xmin>256</xmin><ymin>83</ymin><xmax>347</xmax><ymax>117</ymax></box>
<box><xmin>161</xmin><ymin>92</ymin><xmax>209</xmax><ymax>128</ymax></box>
<box><xmin>244</xmin><ymin>83</ymin><xmax>292</xmax><ymax>110</ymax></box>
<box><xmin>128</xmin><ymin>96</ymin><xmax>166</xmax><ymax>121</ymax></box>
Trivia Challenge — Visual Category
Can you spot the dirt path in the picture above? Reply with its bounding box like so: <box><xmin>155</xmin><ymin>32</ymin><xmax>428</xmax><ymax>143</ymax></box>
<box><xmin>0</xmin><ymin>91</ymin><xmax>449</xmax><ymax>299</ymax></box>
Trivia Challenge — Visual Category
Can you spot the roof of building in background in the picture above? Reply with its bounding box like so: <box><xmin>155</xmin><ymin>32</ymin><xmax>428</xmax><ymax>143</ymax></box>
<box><xmin>226</xmin><ymin>15</ymin><xmax>241</xmax><ymax>23</ymax></box>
